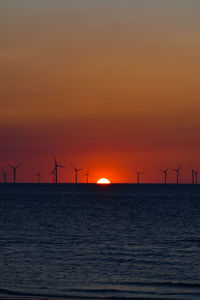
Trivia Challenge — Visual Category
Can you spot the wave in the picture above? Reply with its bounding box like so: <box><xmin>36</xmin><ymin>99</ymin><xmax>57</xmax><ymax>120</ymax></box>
<box><xmin>1</xmin><ymin>282</ymin><xmax>200</xmax><ymax>300</ymax></box>
<box><xmin>0</xmin><ymin>288</ymin><xmax>180</xmax><ymax>300</ymax></box>
<box><xmin>108</xmin><ymin>281</ymin><xmax>200</xmax><ymax>289</ymax></box>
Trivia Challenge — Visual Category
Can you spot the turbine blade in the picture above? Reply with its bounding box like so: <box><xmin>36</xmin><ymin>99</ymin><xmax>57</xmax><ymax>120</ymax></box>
<box><xmin>71</xmin><ymin>164</ymin><xmax>76</xmax><ymax>170</ymax></box>
<box><xmin>57</xmin><ymin>165</ymin><xmax>65</xmax><ymax>169</ymax></box>
<box><xmin>52</xmin><ymin>154</ymin><xmax>57</xmax><ymax>164</ymax></box>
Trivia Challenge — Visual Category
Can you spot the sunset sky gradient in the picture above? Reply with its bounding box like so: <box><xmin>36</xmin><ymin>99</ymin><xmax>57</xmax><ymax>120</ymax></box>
<box><xmin>1</xmin><ymin>1</ymin><xmax>200</xmax><ymax>183</ymax></box>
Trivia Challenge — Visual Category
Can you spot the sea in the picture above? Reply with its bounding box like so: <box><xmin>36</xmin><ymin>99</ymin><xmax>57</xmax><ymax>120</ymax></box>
<box><xmin>1</xmin><ymin>183</ymin><xmax>200</xmax><ymax>300</ymax></box>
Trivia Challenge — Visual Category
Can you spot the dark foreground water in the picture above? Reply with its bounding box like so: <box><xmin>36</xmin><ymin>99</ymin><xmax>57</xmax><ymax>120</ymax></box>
<box><xmin>1</xmin><ymin>184</ymin><xmax>200</xmax><ymax>300</ymax></box>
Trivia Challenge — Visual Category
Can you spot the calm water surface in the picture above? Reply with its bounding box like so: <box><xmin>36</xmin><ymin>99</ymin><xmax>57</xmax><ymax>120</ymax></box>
<box><xmin>0</xmin><ymin>184</ymin><xmax>200</xmax><ymax>299</ymax></box>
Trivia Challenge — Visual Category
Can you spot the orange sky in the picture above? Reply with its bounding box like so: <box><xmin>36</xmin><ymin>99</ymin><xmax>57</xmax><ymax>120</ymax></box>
<box><xmin>1</xmin><ymin>1</ymin><xmax>200</xmax><ymax>183</ymax></box>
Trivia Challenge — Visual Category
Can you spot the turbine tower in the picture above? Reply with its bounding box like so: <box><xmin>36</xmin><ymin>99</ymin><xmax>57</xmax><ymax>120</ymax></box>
<box><xmin>161</xmin><ymin>168</ymin><xmax>169</xmax><ymax>184</ymax></box>
<box><xmin>53</xmin><ymin>155</ymin><xmax>65</xmax><ymax>184</ymax></box>
<box><xmin>135</xmin><ymin>170</ymin><xmax>144</xmax><ymax>184</ymax></box>
<box><xmin>8</xmin><ymin>163</ymin><xmax>22</xmax><ymax>183</ymax></box>
<box><xmin>72</xmin><ymin>164</ymin><xmax>82</xmax><ymax>184</ymax></box>
<box><xmin>84</xmin><ymin>170</ymin><xmax>90</xmax><ymax>183</ymax></box>
<box><xmin>2</xmin><ymin>170</ymin><xmax>8</xmax><ymax>184</ymax></box>
<box><xmin>173</xmin><ymin>165</ymin><xmax>181</xmax><ymax>184</ymax></box>
<box><xmin>35</xmin><ymin>172</ymin><xmax>41</xmax><ymax>183</ymax></box>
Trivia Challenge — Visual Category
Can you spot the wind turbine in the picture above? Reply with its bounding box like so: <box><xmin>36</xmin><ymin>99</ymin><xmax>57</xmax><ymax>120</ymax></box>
<box><xmin>2</xmin><ymin>169</ymin><xmax>8</xmax><ymax>184</ymax></box>
<box><xmin>191</xmin><ymin>167</ymin><xmax>195</xmax><ymax>184</ymax></box>
<box><xmin>8</xmin><ymin>163</ymin><xmax>22</xmax><ymax>183</ymax></box>
<box><xmin>35</xmin><ymin>172</ymin><xmax>41</xmax><ymax>183</ymax></box>
<box><xmin>173</xmin><ymin>165</ymin><xmax>181</xmax><ymax>184</ymax></box>
<box><xmin>72</xmin><ymin>164</ymin><xmax>82</xmax><ymax>184</ymax></box>
<box><xmin>84</xmin><ymin>170</ymin><xmax>91</xmax><ymax>183</ymax></box>
<box><xmin>135</xmin><ymin>170</ymin><xmax>144</xmax><ymax>184</ymax></box>
<box><xmin>53</xmin><ymin>155</ymin><xmax>65</xmax><ymax>184</ymax></box>
<box><xmin>161</xmin><ymin>168</ymin><xmax>169</xmax><ymax>184</ymax></box>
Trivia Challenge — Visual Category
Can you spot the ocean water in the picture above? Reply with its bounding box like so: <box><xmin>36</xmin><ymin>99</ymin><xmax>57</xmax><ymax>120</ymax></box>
<box><xmin>1</xmin><ymin>183</ymin><xmax>200</xmax><ymax>300</ymax></box>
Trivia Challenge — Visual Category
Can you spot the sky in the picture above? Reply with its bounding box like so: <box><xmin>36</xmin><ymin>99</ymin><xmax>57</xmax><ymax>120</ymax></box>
<box><xmin>1</xmin><ymin>0</ymin><xmax>200</xmax><ymax>183</ymax></box>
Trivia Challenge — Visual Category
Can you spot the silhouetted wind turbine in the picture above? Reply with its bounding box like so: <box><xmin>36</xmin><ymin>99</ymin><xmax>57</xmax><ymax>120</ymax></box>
<box><xmin>191</xmin><ymin>167</ymin><xmax>195</xmax><ymax>184</ymax></box>
<box><xmin>135</xmin><ymin>170</ymin><xmax>144</xmax><ymax>184</ymax></box>
<box><xmin>2</xmin><ymin>170</ymin><xmax>8</xmax><ymax>184</ymax></box>
<box><xmin>72</xmin><ymin>164</ymin><xmax>82</xmax><ymax>184</ymax></box>
<box><xmin>173</xmin><ymin>165</ymin><xmax>181</xmax><ymax>184</ymax></box>
<box><xmin>35</xmin><ymin>172</ymin><xmax>41</xmax><ymax>183</ymax></box>
<box><xmin>53</xmin><ymin>155</ymin><xmax>65</xmax><ymax>184</ymax></box>
<box><xmin>84</xmin><ymin>170</ymin><xmax>91</xmax><ymax>183</ymax></box>
<box><xmin>8</xmin><ymin>163</ymin><xmax>22</xmax><ymax>183</ymax></box>
<box><xmin>161</xmin><ymin>168</ymin><xmax>169</xmax><ymax>184</ymax></box>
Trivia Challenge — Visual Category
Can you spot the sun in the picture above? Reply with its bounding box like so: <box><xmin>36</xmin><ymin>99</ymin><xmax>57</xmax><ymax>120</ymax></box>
<box><xmin>97</xmin><ymin>178</ymin><xmax>111</xmax><ymax>184</ymax></box>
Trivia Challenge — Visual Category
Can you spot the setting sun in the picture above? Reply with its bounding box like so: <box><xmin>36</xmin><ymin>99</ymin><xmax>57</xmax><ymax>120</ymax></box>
<box><xmin>97</xmin><ymin>178</ymin><xmax>111</xmax><ymax>184</ymax></box>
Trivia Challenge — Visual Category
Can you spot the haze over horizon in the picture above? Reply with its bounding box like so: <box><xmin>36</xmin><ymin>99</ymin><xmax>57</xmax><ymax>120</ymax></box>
<box><xmin>1</xmin><ymin>1</ymin><xmax>200</xmax><ymax>183</ymax></box>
